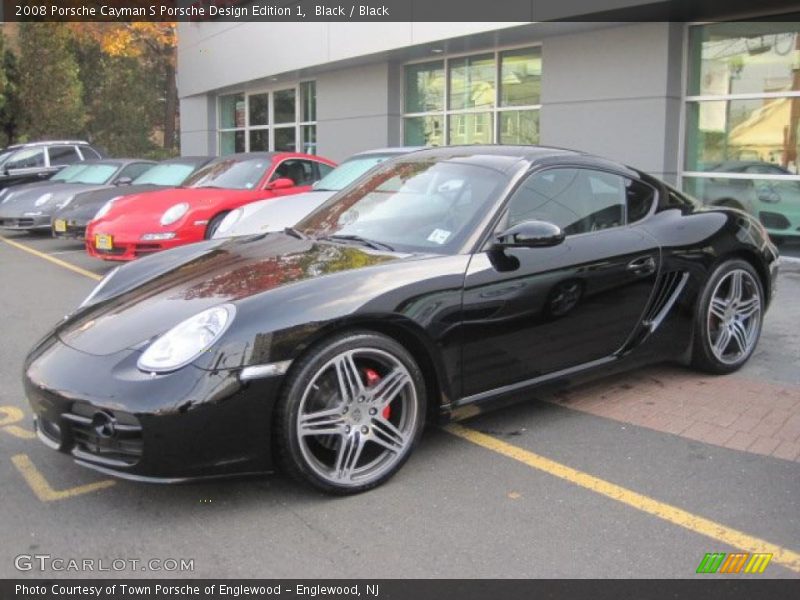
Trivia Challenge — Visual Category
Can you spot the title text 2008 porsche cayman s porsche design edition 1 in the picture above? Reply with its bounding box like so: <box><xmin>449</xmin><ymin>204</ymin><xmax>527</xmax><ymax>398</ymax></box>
<box><xmin>24</xmin><ymin>146</ymin><xmax>779</xmax><ymax>494</ymax></box>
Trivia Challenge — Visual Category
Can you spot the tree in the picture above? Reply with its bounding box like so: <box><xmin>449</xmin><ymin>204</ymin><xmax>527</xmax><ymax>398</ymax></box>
<box><xmin>17</xmin><ymin>23</ymin><xmax>86</xmax><ymax>140</ymax></box>
<box><xmin>0</xmin><ymin>29</ymin><xmax>22</xmax><ymax>146</ymax></box>
<box><xmin>68</xmin><ymin>23</ymin><xmax>178</xmax><ymax>153</ymax></box>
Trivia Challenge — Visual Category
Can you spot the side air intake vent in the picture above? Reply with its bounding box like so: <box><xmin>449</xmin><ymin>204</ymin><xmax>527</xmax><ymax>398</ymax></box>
<box><xmin>642</xmin><ymin>271</ymin><xmax>689</xmax><ymax>332</ymax></box>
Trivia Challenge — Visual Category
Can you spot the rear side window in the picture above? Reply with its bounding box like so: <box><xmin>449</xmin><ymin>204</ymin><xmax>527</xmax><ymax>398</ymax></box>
<box><xmin>5</xmin><ymin>148</ymin><xmax>45</xmax><ymax>169</ymax></box>
<box><xmin>79</xmin><ymin>146</ymin><xmax>102</xmax><ymax>159</ymax></box>
<box><xmin>48</xmin><ymin>145</ymin><xmax>81</xmax><ymax>166</ymax></box>
<box><xmin>626</xmin><ymin>179</ymin><xmax>656</xmax><ymax>223</ymax></box>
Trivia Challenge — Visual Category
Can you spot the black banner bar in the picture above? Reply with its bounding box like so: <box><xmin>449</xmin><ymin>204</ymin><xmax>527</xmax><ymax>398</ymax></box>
<box><xmin>2</xmin><ymin>0</ymin><xmax>800</xmax><ymax>22</ymax></box>
<box><xmin>2</xmin><ymin>579</ymin><xmax>800</xmax><ymax>600</ymax></box>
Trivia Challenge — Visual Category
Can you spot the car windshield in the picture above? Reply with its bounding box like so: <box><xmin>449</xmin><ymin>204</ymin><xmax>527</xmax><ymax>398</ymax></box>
<box><xmin>296</xmin><ymin>157</ymin><xmax>507</xmax><ymax>254</ymax></box>
<box><xmin>68</xmin><ymin>164</ymin><xmax>118</xmax><ymax>184</ymax></box>
<box><xmin>314</xmin><ymin>154</ymin><xmax>397</xmax><ymax>191</ymax></box>
<box><xmin>132</xmin><ymin>163</ymin><xmax>197</xmax><ymax>186</ymax></box>
<box><xmin>184</xmin><ymin>158</ymin><xmax>268</xmax><ymax>190</ymax></box>
<box><xmin>50</xmin><ymin>164</ymin><xmax>89</xmax><ymax>182</ymax></box>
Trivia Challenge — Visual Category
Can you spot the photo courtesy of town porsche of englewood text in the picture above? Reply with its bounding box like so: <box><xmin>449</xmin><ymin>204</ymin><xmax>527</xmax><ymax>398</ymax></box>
<box><xmin>0</xmin><ymin>1</ymin><xmax>799</xmax><ymax>598</ymax></box>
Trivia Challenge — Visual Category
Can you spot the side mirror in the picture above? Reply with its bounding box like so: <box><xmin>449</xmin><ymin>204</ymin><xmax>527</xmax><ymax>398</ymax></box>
<box><xmin>494</xmin><ymin>220</ymin><xmax>565</xmax><ymax>249</ymax></box>
<box><xmin>115</xmin><ymin>177</ymin><xmax>133</xmax><ymax>186</ymax></box>
<box><xmin>267</xmin><ymin>177</ymin><xmax>294</xmax><ymax>190</ymax></box>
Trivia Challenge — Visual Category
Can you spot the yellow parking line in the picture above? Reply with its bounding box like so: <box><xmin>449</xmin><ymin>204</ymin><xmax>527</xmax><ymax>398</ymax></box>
<box><xmin>4</xmin><ymin>425</ymin><xmax>36</xmax><ymax>440</ymax></box>
<box><xmin>11</xmin><ymin>454</ymin><xmax>115</xmax><ymax>502</ymax></box>
<box><xmin>0</xmin><ymin>235</ymin><xmax>101</xmax><ymax>281</ymax></box>
<box><xmin>444</xmin><ymin>424</ymin><xmax>800</xmax><ymax>573</ymax></box>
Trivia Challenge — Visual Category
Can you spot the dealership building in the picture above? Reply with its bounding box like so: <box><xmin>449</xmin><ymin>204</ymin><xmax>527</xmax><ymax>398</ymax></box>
<box><xmin>177</xmin><ymin>7</ymin><xmax>800</xmax><ymax>223</ymax></box>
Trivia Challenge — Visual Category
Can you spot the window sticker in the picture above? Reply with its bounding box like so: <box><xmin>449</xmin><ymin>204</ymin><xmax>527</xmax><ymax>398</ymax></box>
<box><xmin>427</xmin><ymin>228</ymin><xmax>451</xmax><ymax>244</ymax></box>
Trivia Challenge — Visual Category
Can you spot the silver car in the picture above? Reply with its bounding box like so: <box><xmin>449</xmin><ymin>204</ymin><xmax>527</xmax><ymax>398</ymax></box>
<box><xmin>213</xmin><ymin>147</ymin><xmax>421</xmax><ymax>239</ymax></box>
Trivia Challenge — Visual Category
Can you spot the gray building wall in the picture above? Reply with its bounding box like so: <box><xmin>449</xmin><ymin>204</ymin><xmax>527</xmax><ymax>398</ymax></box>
<box><xmin>177</xmin><ymin>21</ymin><xmax>687</xmax><ymax>179</ymax></box>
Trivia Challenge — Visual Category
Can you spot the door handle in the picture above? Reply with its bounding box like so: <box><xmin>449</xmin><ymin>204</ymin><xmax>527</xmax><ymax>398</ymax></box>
<box><xmin>627</xmin><ymin>255</ymin><xmax>656</xmax><ymax>275</ymax></box>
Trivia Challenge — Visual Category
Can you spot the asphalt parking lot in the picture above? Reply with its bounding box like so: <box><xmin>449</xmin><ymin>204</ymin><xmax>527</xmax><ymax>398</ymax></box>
<box><xmin>0</xmin><ymin>230</ymin><xmax>799</xmax><ymax>579</ymax></box>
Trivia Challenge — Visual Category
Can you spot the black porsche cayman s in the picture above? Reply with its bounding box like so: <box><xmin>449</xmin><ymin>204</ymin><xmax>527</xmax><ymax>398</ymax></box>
<box><xmin>24</xmin><ymin>145</ymin><xmax>779</xmax><ymax>494</ymax></box>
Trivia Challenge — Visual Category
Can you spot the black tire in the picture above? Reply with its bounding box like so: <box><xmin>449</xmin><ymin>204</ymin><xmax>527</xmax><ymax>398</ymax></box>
<box><xmin>690</xmin><ymin>259</ymin><xmax>764</xmax><ymax>374</ymax></box>
<box><xmin>274</xmin><ymin>331</ymin><xmax>426</xmax><ymax>495</ymax></box>
<box><xmin>204</xmin><ymin>212</ymin><xmax>229</xmax><ymax>240</ymax></box>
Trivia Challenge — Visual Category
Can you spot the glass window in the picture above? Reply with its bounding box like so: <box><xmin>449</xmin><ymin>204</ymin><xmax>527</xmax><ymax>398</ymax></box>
<box><xmin>69</xmin><ymin>164</ymin><xmax>118</xmax><ymax>184</ymax></box>
<box><xmin>249</xmin><ymin>93</ymin><xmax>269</xmax><ymax>126</ymax></box>
<box><xmin>51</xmin><ymin>164</ymin><xmax>89</xmax><ymax>182</ymax></box>
<box><xmin>132</xmin><ymin>163</ymin><xmax>196</xmax><ymax>186</ymax></box>
<box><xmin>449</xmin><ymin>113</ymin><xmax>493</xmax><ymax>145</ymax></box>
<box><xmin>505</xmin><ymin>168</ymin><xmax>625</xmax><ymax>235</ymax></box>
<box><xmin>684</xmin><ymin>98</ymin><xmax>800</xmax><ymax>173</ymax></box>
<box><xmin>404</xmin><ymin>115</ymin><xmax>444</xmax><ymax>146</ymax></box>
<box><xmin>314</xmin><ymin>154</ymin><xmax>397</xmax><ymax>192</ymax></box>
<box><xmin>626</xmin><ymin>179</ymin><xmax>656</xmax><ymax>223</ymax></box>
<box><xmin>48</xmin><ymin>145</ymin><xmax>81</xmax><ymax>166</ymax></box>
<box><xmin>272</xmin><ymin>159</ymin><xmax>315</xmax><ymax>186</ymax></box>
<box><xmin>274</xmin><ymin>128</ymin><xmax>296</xmax><ymax>152</ymax></box>
<box><xmin>404</xmin><ymin>61</ymin><xmax>445</xmax><ymax>113</ymax></box>
<box><xmin>500</xmin><ymin>48</ymin><xmax>541</xmax><ymax>107</ymax></box>
<box><xmin>186</xmin><ymin>157</ymin><xmax>269</xmax><ymax>190</ymax></box>
<box><xmin>316</xmin><ymin>162</ymin><xmax>334</xmax><ymax>179</ymax></box>
<box><xmin>301</xmin><ymin>82</ymin><xmax>316</xmax><ymax>122</ymax></box>
<box><xmin>249</xmin><ymin>129</ymin><xmax>269</xmax><ymax>152</ymax></box>
<box><xmin>296</xmin><ymin>156</ymin><xmax>507</xmax><ymax>254</ymax></box>
<box><xmin>301</xmin><ymin>125</ymin><xmax>317</xmax><ymax>154</ymax></box>
<box><xmin>4</xmin><ymin>148</ymin><xmax>45</xmax><ymax>169</ymax></box>
<box><xmin>117</xmin><ymin>163</ymin><xmax>153</xmax><ymax>181</ymax></box>
<box><xmin>80</xmin><ymin>146</ymin><xmax>102</xmax><ymax>159</ymax></box>
<box><xmin>449</xmin><ymin>53</ymin><xmax>495</xmax><ymax>110</ymax></box>
<box><xmin>220</xmin><ymin>130</ymin><xmax>245</xmax><ymax>155</ymax></box>
<box><xmin>220</xmin><ymin>93</ymin><xmax>245</xmax><ymax>129</ymax></box>
<box><xmin>688</xmin><ymin>23</ymin><xmax>800</xmax><ymax>97</ymax></box>
<box><xmin>402</xmin><ymin>48</ymin><xmax>541</xmax><ymax>147</ymax></box>
<box><xmin>274</xmin><ymin>89</ymin><xmax>296</xmax><ymax>124</ymax></box>
<box><xmin>499</xmin><ymin>110</ymin><xmax>539</xmax><ymax>144</ymax></box>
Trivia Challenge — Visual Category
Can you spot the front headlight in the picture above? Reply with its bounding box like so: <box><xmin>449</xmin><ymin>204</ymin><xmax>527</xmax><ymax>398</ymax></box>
<box><xmin>160</xmin><ymin>202</ymin><xmax>189</xmax><ymax>226</ymax></box>
<box><xmin>94</xmin><ymin>197</ymin><xmax>120</xmax><ymax>220</ymax></box>
<box><xmin>34</xmin><ymin>193</ymin><xmax>53</xmax><ymax>207</ymax></box>
<box><xmin>214</xmin><ymin>208</ymin><xmax>243</xmax><ymax>236</ymax></box>
<box><xmin>137</xmin><ymin>304</ymin><xmax>235</xmax><ymax>373</ymax></box>
<box><xmin>78</xmin><ymin>266</ymin><xmax>120</xmax><ymax>308</ymax></box>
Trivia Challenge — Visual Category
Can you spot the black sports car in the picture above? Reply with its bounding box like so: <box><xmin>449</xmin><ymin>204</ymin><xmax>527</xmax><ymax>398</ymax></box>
<box><xmin>24</xmin><ymin>146</ymin><xmax>779</xmax><ymax>494</ymax></box>
<box><xmin>51</xmin><ymin>156</ymin><xmax>214</xmax><ymax>240</ymax></box>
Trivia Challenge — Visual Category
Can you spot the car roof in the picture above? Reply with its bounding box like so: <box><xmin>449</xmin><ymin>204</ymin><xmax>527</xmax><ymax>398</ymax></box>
<box><xmin>395</xmin><ymin>144</ymin><xmax>641</xmax><ymax>175</ymax></box>
<box><xmin>4</xmin><ymin>140</ymin><xmax>92</xmax><ymax>150</ymax></box>
<box><xmin>350</xmin><ymin>147</ymin><xmax>425</xmax><ymax>157</ymax></box>
<box><xmin>161</xmin><ymin>156</ymin><xmax>215</xmax><ymax>166</ymax></box>
<box><xmin>78</xmin><ymin>158</ymin><xmax>155</xmax><ymax>166</ymax></box>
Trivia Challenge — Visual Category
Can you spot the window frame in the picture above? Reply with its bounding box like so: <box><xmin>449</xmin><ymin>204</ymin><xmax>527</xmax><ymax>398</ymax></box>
<box><xmin>217</xmin><ymin>80</ymin><xmax>317</xmax><ymax>155</ymax></box>
<box><xmin>402</xmin><ymin>42</ymin><xmax>543</xmax><ymax>147</ymax></box>
<box><xmin>679</xmin><ymin>22</ymin><xmax>800</xmax><ymax>193</ymax></box>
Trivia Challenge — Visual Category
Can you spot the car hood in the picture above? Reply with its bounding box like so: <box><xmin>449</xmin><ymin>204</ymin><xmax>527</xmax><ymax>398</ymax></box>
<box><xmin>54</xmin><ymin>184</ymin><xmax>164</xmax><ymax>221</ymax></box>
<box><xmin>0</xmin><ymin>183</ymin><xmax>109</xmax><ymax>214</ymax></box>
<box><xmin>95</xmin><ymin>187</ymin><xmax>266</xmax><ymax>227</ymax></box>
<box><xmin>0</xmin><ymin>179</ymin><xmax>61</xmax><ymax>202</ymax></box>
<box><xmin>56</xmin><ymin>233</ymin><xmax>407</xmax><ymax>356</ymax></box>
<box><xmin>219</xmin><ymin>191</ymin><xmax>335</xmax><ymax>238</ymax></box>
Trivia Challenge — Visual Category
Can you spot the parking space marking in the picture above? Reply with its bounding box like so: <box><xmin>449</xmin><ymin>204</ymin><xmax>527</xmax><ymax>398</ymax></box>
<box><xmin>444</xmin><ymin>423</ymin><xmax>800</xmax><ymax>573</ymax></box>
<box><xmin>0</xmin><ymin>406</ymin><xmax>35</xmax><ymax>439</ymax></box>
<box><xmin>0</xmin><ymin>235</ymin><xmax>101</xmax><ymax>281</ymax></box>
<box><xmin>11</xmin><ymin>454</ymin><xmax>115</xmax><ymax>502</ymax></box>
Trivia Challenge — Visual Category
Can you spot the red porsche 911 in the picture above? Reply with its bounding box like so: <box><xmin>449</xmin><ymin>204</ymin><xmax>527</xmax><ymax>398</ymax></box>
<box><xmin>85</xmin><ymin>152</ymin><xmax>336</xmax><ymax>261</ymax></box>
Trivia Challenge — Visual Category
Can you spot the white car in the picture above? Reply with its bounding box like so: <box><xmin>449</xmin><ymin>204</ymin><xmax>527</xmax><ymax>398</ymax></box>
<box><xmin>212</xmin><ymin>147</ymin><xmax>421</xmax><ymax>239</ymax></box>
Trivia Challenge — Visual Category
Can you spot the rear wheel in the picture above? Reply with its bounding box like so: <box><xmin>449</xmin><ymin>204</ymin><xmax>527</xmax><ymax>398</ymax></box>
<box><xmin>274</xmin><ymin>332</ymin><xmax>426</xmax><ymax>494</ymax></box>
<box><xmin>204</xmin><ymin>212</ymin><xmax>229</xmax><ymax>240</ymax></box>
<box><xmin>691</xmin><ymin>259</ymin><xmax>763</xmax><ymax>374</ymax></box>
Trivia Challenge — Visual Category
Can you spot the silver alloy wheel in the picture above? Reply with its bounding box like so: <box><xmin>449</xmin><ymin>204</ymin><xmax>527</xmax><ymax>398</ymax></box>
<box><xmin>296</xmin><ymin>348</ymin><xmax>418</xmax><ymax>487</ymax></box>
<box><xmin>706</xmin><ymin>268</ymin><xmax>762</xmax><ymax>365</ymax></box>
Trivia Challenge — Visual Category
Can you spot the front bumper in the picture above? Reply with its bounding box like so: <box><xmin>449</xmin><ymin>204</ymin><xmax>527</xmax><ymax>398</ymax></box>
<box><xmin>84</xmin><ymin>232</ymin><xmax>194</xmax><ymax>261</ymax></box>
<box><xmin>52</xmin><ymin>218</ymin><xmax>87</xmax><ymax>240</ymax></box>
<box><xmin>24</xmin><ymin>335</ymin><xmax>283</xmax><ymax>481</ymax></box>
<box><xmin>0</xmin><ymin>215</ymin><xmax>51</xmax><ymax>230</ymax></box>
<box><xmin>757</xmin><ymin>204</ymin><xmax>800</xmax><ymax>238</ymax></box>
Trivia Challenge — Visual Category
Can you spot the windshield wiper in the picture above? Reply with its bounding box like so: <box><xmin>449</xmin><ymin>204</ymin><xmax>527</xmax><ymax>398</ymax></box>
<box><xmin>284</xmin><ymin>226</ymin><xmax>308</xmax><ymax>239</ymax></box>
<box><xmin>319</xmin><ymin>234</ymin><xmax>395</xmax><ymax>252</ymax></box>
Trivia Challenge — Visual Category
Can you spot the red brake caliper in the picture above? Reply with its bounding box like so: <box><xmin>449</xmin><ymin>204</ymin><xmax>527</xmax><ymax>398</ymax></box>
<box><xmin>364</xmin><ymin>368</ymin><xmax>391</xmax><ymax>420</ymax></box>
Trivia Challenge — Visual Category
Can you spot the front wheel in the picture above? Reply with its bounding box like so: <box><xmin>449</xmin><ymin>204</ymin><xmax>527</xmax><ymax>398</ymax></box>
<box><xmin>274</xmin><ymin>332</ymin><xmax>426</xmax><ymax>494</ymax></box>
<box><xmin>691</xmin><ymin>259</ymin><xmax>764</xmax><ymax>374</ymax></box>
<box><xmin>204</xmin><ymin>211</ymin><xmax>229</xmax><ymax>240</ymax></box>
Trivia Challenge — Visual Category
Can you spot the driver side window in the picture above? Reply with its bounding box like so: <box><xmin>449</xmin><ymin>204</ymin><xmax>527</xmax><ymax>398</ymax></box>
<box><xmin>505</xmin><ymin>168</ymin><xmax>627</xmax><ymax>235</ymax></box>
